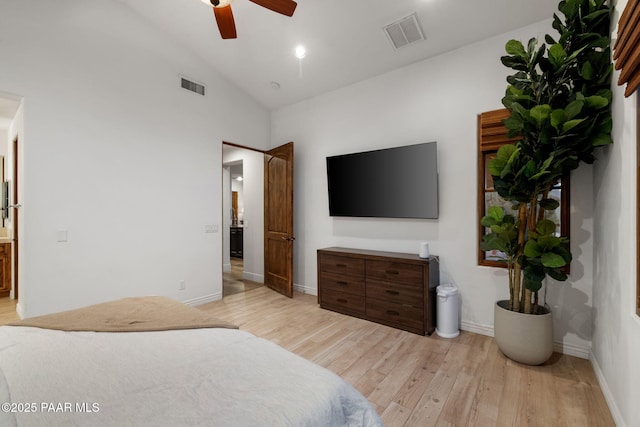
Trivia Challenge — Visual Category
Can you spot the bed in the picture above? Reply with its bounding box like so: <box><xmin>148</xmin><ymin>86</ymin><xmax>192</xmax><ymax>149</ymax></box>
<box><xmin>0</xmin><ymin>296</ymin><xmax>382</xmax><ymax>426</ymax></box>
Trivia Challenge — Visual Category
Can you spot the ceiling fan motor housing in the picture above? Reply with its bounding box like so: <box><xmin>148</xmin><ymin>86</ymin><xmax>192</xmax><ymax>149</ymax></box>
<box><xmin>210</xmin><ymin>0</ymin><xmax>233</xmax><ymax>7</ymax></box>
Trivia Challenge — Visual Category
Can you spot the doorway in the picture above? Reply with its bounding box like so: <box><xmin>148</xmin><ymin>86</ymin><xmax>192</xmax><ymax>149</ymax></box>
<box><xmin>0</xmin><ymin>92</ymin><xmax>21</xmax><ymax>315</ymax></box>
<box><xmin>222</xmin><ymin>143</ymin><xmax>264</xmax><ymax>297</ymax></box>
<box><xmin>222</xmin><ymin>142</ymin><xmax>295</xmax><ymax>298</ymax></box>
<box><xmin>221</xmin><ymin>141</ymin><xmax>295</xmax><ymax>299</ymax></box>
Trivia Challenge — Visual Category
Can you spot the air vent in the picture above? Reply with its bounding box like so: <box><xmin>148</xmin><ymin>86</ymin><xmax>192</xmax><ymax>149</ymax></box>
<box><xmin>383</xmin><ymin>13</ymin><xmax>425</xmax><ymax>50</ymax></box>
<box><xmin>181</xmin><ymin>77</ymin><xmax>206</xmax><ymax>96</ymax></box>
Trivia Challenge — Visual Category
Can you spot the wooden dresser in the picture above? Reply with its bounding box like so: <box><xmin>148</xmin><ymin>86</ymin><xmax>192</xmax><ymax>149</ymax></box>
<box><xmin>317</xmin><ymin>247</ymin><xmax>439</xmax><ymax>335</ymax></box>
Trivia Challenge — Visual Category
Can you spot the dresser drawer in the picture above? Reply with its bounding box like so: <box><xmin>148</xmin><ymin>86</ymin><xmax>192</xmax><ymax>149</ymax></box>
<box><xmin>321</xmin><ymin>289</ymin><xmax>365</xmax><ymax>315</ymax></box>
<box><xmin>367</xmin><ymin>279</ymin><xmax>423</xmax><ymax>308</ymax></box>
<box><xmin>319</xmin><ymin>271</ymin><xmax>365</xmax><ymax>296</ymax></box>
<box><xmin>366</xmin><ymin>260</ymin><xmax>423</xmax><ymax>286</ymax></box>
<box><xmin>319</xmin><ymin>254</ymin><xmax>365</xmax><ymax>277</ymax></box>
<box><xmin>366</xmin><ymin>298</ymin><xmax>424</xmax><ymax>332</ymax></box>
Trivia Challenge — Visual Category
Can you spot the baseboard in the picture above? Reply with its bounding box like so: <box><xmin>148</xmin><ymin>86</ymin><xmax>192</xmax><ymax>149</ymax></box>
<box><xmin>242</xmin><ymin>271</ymin><xmax>263</xmax><ymax>283</ymax></box>
<box><xmin>590</xmin><ymin>351</ymin><xmax>626</xmax><ymax>427</ymax></box>
<box><xmin>182</xmin><ymin>293</ymin><xmax>221</xmax><ymax>307</ymax></box>
<box><xmin>293</xmin><ymin>283</ymin><xmax>317</xmax><ymax>296</ymax></box>
<box><xmin>15</xmin><ymin>301</ymin><xmax>25</xmax><ymax>320</ymax></box>
<box><xmin>554</xmin><ymin>341</ymin><xmax>590</xmax><ymax>359</ymax></box>
<box><xmin>460</xmin><ymin>320</ymin><xmax>591</xmax><ymax>359</ymax></box>
<box><xmin>460</xmin><ymin>320</ymin><xmax>493</xmax><ymax>337</ymax></box>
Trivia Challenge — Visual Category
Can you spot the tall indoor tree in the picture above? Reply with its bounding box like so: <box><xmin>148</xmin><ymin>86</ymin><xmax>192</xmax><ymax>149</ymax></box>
<box><xmin>482</xmin><ymin>0</ymin><xmax>613</xmax><ymax>315</ymax></box>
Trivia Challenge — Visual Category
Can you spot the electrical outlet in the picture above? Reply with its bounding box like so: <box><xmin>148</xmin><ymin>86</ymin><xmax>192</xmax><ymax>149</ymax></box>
<box><xmin>179</xmin><ymin>280</ymin><xmax>186</xmax><ymax>291</ymax></box>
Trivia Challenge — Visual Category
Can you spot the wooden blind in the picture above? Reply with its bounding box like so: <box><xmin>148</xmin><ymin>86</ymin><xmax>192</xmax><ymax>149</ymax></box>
<box><xmin>613</xmin><ymin>0</ymin><xmax>640</xmax><ymax>97</ymax></box>
<box><xmin>478</xmin><ymin>109</ymin><xmax>519</xmax><ymax>151</ymax></box>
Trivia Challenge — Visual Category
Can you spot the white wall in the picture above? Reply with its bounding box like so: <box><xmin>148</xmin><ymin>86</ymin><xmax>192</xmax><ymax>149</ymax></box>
<box><xmin>271</xmin><ymin>19</ymin><xmax>596</xmax><ymax>358</ymax></box>
<box><xmin>222</xmin><ymin>147</ymin><xmax>264</xmax><ymax>283</ymax></box>
<box><xmin>0</xmin><ymin>0</ymin><xmax>270</xmax><ymax>316</ymax></box>
<box><xmin>0</xmin><ymin>130</ymin><xmax>7</xmax><ymax>159</ymax></box>
<box><xmin>589</xmin><ymin>2</ymin><xmax>640</xmax><ymax>425</ymax></box>
<box><xmin>222</xmin><ymin>166</ymin><xmax>231</xmax><ymax>272</ymax></box>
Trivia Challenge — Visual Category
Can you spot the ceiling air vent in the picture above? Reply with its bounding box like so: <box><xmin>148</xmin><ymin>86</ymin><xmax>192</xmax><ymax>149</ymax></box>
<box><xmin>383</xmin><ymin>13</ymin><xmax>425</xmax><ymax>50</ymax></box>
<box><xmin>181</xmin><ymin>77</ymin><xmax>206</xmax><ymax>96</ymax></box>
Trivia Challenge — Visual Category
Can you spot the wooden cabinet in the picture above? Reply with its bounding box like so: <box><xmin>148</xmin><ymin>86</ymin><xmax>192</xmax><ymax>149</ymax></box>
<box><xmin>230</xmin><ymin>226</ymin><xmax>243</xmax><ymax>258</ymax></box>
<box><xmin>317</xmin><ymin>247</ymin><xmax>439</xmax><ymax>335</ymax></box>
<box><xmin>0</xmin><ymin>242</ymin><xmax>11</xmax><ymax>297</ymax></box>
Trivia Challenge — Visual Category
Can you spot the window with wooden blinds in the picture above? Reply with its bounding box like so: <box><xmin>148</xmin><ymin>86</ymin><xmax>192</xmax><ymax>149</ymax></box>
<box><xmin>613</xmin><ymin>0</ymin><xmax>640</xmax><ymax>97</ymax></box>
<box><xmin>477</xmin><ymin>109</ymin><xmax>570</xmax><ymax>267</ymax></box>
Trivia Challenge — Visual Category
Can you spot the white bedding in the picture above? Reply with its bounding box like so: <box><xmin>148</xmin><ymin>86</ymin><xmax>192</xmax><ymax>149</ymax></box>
<box><xmin>0</xmin><ymin>326</ymin><xmax>382</xmax><ymax>426</ymax></box>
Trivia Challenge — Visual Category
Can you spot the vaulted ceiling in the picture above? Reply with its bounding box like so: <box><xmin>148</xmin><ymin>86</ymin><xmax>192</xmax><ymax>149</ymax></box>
<box><xmin>114</xmin><ymin>0</ymin><xmax>560</xmax><ymax>110</ymax></box>
<box><xmin>0</xmin><ymin>0</ymin><xmax>561</xmax><ymax>127</ymax></box>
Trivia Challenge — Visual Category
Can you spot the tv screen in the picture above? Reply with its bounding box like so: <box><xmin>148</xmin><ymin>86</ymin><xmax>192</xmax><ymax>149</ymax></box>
<box><xmin>326</xmin><ymin>142</ymin><xmax>438</xmax><ymax>219</ymax></box>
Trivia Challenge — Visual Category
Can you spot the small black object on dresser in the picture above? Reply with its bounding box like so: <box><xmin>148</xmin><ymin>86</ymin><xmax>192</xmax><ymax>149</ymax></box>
<box><xmin>317</xmin><ymin>247</ymin><xmax>439</xmax><ymax>335</ymax></box>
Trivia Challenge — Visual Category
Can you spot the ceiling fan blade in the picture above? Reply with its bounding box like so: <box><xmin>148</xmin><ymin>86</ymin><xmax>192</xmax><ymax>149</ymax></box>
<box><xmin>248</xmin><ymin>0</ymin><xmax>297</xmax><ymax>17</ymax></box>
<box><xmin>213</xmin><ymin>5</ymin><xmax>237</xmax><ymax>39</ymax></box>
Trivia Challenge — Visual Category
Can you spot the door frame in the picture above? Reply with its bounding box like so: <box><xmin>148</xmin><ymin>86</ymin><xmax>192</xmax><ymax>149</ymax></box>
<box><xmin>221</xmin><ymin>141</ymin><xmax>294</xmax><ymax>297</ymax></box>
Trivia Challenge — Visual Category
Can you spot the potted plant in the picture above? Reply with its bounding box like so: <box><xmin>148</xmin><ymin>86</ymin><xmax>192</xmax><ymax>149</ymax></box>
<box><xmin>481</xmin><ymin>0</ymin><xmax>613</xmax><ymax>365</ymax></box>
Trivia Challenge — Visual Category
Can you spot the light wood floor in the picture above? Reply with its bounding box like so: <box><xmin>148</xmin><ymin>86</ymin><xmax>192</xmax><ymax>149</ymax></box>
<box><xmin>0</xmin><ymin>296</ymin><xmax>18</xmax><ymax>324</ymax></box>
<box><xmin>1</xmin><ymin>290</ymin><xmax>614</xmax><ymax>426</ymax></box>
<box><xmin>223</xmin><ymin>257</ymin><xmax>262</xmax><ymax>297</ymax></box>
<box><xmin>199</xmin><ymin>287</ymin><xmax>614</xmax><ymax>427</ymax></box>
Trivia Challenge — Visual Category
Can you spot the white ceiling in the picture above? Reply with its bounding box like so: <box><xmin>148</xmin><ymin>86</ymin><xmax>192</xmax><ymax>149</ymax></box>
<box><xmin>113</xmin><ymin>0</ymin><xmax>560</xmax><ymax>110</ymax></box>
<box><xmin>0</xmin><ymin>0</ymin><xmax>559</xmax><ymax>125</ymax></box>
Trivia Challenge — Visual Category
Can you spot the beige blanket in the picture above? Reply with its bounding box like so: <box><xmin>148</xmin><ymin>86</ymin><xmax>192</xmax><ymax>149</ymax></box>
<box><xmin>6</xmin><ymin>296</ymin><xmax>238</xmax><ymax>332</ymax></box>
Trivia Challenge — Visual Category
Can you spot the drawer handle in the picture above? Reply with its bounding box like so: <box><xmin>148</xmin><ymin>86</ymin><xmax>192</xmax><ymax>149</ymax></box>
<box><xmin>336</xmin><ymin>263</ymin><xmax>347</xmax><ymax>268</ymax></box>
<box><xmin>336</xmin><ymin>281</ymin><xmax>348</xmax><ymax>286</ymax></box>
<box><xmin>385</xmin><ymin>290</ymin><xmax>400</xmax><ymax>296</ymax></box>
<box><xmin>337</xmin><ymin>298</ymin><xmax>348</xmax><ymax>303</ymax></box>
<box><xmin>385</xmin><ymin>270</ymin><xmax>399</xmax><ymax>275</ymax></box>
<box><xmin>386</xmin><ymin>310</ymin><xmax>400</xmax><ymax>316</ymax></box>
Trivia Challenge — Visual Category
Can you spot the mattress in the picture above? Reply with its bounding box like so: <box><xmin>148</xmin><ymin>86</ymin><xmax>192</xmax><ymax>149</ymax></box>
<box><xmin>0</xmin><ymin>298</ymin><xmax>382</xmax><ymax>426</ymax></box>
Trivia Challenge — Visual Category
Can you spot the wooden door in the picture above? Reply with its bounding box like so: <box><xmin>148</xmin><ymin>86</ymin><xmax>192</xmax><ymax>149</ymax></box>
<box><xmin>264</xmin><ymin>142</ymin><xmax>294</xmax><ymax>298</ymax></box>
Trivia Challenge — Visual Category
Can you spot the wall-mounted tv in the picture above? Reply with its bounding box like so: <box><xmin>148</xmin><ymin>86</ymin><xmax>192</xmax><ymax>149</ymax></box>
<box><xmin>326</xmin><ymin>141</ymin><xmax>438</xmax><ymax>219</ymax></box>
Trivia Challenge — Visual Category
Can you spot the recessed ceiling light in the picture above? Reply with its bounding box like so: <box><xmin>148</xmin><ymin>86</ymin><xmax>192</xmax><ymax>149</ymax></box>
<box><xmin>294</xmin><ymin>45</ymin><xmax>306</xmax><ymax>59</ymax></box>
<box><xmin>270</xmin><ymin>81</ymin><xmax>281</xmax><ymax>90</ymax></box>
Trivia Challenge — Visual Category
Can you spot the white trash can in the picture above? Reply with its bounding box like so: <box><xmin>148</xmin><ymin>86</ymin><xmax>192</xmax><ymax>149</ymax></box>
<box><xmin>436</xmin><ymin>284</ymin><xmax>460</xmax><ymax>338</ymax></box>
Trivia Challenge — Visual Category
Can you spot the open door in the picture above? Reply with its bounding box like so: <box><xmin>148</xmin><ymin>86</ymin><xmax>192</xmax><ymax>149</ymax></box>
<box><xmin>264</xmin><ymin>142</ymin><xmax>294</xmax><ymax>297</ymax></box>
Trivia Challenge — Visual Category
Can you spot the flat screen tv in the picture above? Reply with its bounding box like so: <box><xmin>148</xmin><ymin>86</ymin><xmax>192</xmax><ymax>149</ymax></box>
<box><xmin>326</xmin><ymin>142</ymin><xmax>438</xmax><ymax>219</ymax></box>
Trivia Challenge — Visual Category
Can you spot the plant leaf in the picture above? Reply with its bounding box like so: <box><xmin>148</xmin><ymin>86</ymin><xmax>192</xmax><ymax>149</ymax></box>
<box><xmin>536</xmin><ymin>219</ymin><xmax>557</xmax><ymax>236</ymax></box>
<box><xmin>524</xmin><ymin>240</ymin><xmax>541</xmax><ymax>257</ymax></box>
<box><xmin>541</xmin><ymin>252</ymin><xmax>567</xmax><ymax>268</ymax></box>
<box><xmin>563</xmin><ymin>118</ymin><xmax>585</xmax><ymax>132</ymax></box>
<box><xmin>505</xmin><ymin>40</ymin><xmax>527</xmax><ymax>58</ymax></box>
<box><xmin>591</xmin><ymin>133</ymin><xmax>613</xmax><ymax>146</ymax></box>
<box><xmin>539</xmin><ymin>198</ymin><xmax>560</xmax><ymax>210</ymax></box>
<box><xmin>548</xmin><ymin>43</ymin><xmax>567</xmax><ymax>68</ymax></box>
<box><xmin>530</xmin><ymin>104</ymin><xmax>552</xmax><ymax>127</ymax></box>
<box><xmin>564</xmin><ymin>100</ymin><xmax>584</xmax><ymax>120</ymax></box>
<box><xmin>585</xmin><ymin>95</ymin><xmax>609</xmax><ymax>109</ymax></box>
<box><xmin>550</xmin><ymin>109</ymin><xmax>566</xmax><ymax>130</ymax></box>
<box><xmin>523</xmin><ymin>265</ymin><xmax>545</xmax><ymax>292</ymax></box>
<box><xmin>487</xmin><ymin>206</ymin><xmax>504</xmax><ymax>221</ymax></box>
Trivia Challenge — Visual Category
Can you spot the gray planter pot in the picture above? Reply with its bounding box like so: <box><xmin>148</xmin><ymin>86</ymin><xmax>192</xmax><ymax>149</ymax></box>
<box><xmin>494</xmin><ymin>300</ymin><xmax>553</xmax><ymax>365</ymax></box>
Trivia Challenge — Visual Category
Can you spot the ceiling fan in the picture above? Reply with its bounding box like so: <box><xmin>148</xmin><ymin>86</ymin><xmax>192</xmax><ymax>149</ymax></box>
<box><xmin>201</xmin><ymin>0</ymin><xmax>298</xmax><ymax>40</ymax></box>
